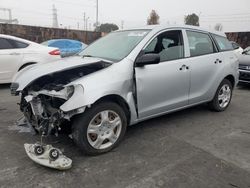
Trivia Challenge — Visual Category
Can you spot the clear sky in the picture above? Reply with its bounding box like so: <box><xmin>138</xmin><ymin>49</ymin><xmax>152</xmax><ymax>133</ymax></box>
<box><xmin>0</xmin><ymin>0</ymin><xmax>250</xmax><ymax>32</ymax></box>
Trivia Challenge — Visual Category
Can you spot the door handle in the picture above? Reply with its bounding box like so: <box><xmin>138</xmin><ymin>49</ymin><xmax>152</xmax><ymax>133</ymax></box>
<box><xmin>9</xmin><ymin>52</ymin><xmax>20</xmax><ymax>55</ymax></box>
<box><xmin>179</xmin><ymin>65</ymin><xmax>189</xmax><ymax>71</ymax></box>
<box><xmin>214</xmin><ymin>59</ymin><xmax>222</xmax><ymax>64</ymax></box>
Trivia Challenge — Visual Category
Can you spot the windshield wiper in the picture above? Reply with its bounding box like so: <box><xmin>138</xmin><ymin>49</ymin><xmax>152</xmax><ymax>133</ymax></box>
<box><xmin>82</xmin><ymin>55</ymin><xmax>93</xmax><ymax>58</ymax></box>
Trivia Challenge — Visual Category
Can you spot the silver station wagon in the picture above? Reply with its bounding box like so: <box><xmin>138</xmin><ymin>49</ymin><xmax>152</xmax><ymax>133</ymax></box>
<box><xmin>11</xmin><ymin>25</ymin><xmax>239</xmax><ymax>155</ymax></box>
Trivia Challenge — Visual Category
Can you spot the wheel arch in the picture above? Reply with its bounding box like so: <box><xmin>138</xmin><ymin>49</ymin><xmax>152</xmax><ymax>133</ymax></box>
<box><xmin>94</xmin><ymin>94</ymin><xmax>131</xmax><ymax>125</ymax></box>
<box><xmin>18</xmin><ymin>62</ymin><xmax>37</xmax><ymax>71</ymax></box>
<box><xmin>224</xmin><ymin>74</ymin><xmax>235</xmax><ymax>88</ymax></box>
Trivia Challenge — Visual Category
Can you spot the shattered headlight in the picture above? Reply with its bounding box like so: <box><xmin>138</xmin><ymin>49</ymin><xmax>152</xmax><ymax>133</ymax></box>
<box><xmin>65</xmin><ymin>85</ymin><xmax>75</xmax><ymax>99</ymax></box>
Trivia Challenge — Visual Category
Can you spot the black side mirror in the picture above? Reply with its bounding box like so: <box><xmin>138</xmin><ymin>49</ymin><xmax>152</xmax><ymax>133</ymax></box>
<box><xmin>135</xmin><ymin>53</ymin><xmax>160</xmax><ymax>67</ymax></box>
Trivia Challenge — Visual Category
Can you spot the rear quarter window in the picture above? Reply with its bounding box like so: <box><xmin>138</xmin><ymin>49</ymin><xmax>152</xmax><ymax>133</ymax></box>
<box><xmin>6</xmin><ymin>39</ymin><xmax>29</xmax><ymax>49</ymax></box>
<box><xmin>212</xmin><ymin>34</ymin><xmax>233</xmax><ymax>51</ymax></box>
<box><xmin>14</xmin><ymin>40</ymin><xmax>29</xmax><ymax>48</ymax></box>
<box><xmin>0</xmin><ymin>38</ymin><xmax>14</xmax><ymax>49</ymax></box>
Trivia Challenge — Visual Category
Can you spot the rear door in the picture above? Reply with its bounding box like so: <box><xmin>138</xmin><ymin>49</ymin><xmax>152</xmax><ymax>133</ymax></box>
<box><xmin>0</xmin><ymin>38</ymin><xmax>24</xmax><ymax>82</ymax></box>
<box><xmin>184</xmin><ymin>30</ymin><xmax>225</xmax><ymax>104</ymax></box>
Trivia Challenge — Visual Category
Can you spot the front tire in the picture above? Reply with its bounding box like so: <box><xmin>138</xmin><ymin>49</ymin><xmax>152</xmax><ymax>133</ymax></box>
<box><xmin>209</xmin><ymin>79</ymin><xmax>233</xmax><ymax>112</ymax></box>
<box><xmin>72</xmin><ymin>102</ymin><xmax>127</xmax><ymax>155</ymax></box>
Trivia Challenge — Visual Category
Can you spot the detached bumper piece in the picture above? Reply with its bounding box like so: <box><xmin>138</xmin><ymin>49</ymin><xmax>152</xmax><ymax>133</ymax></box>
<box><xmin>24</xmin><ymin>143</ymin><xmax>72</xmax><ymax>170</ymax></box>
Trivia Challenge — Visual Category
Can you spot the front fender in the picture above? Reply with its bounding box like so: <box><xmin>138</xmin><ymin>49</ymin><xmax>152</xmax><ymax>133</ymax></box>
<box><xmin>60</xmin><ymin>79</ymin><xmax>138</xmax><ymax>125</ymax></box>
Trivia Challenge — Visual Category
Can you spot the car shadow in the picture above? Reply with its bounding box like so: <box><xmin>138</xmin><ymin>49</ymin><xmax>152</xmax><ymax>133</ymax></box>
<box><xmin>49</xmin><ymin>104</ymin><xmax>210</xmax><ymax>158</ymax></box>
<box><xmin>237</xmin><ymin>84</ymin><xmax>250</xmax><ymax>91</ymax></box>
<box><xmin>126</xmin><ymin>104</ymin><xmax>209</xmax><ymax>134</ymax></box>
<box><xmin>0</xmin><ymin>84</ymin><xmax>10</xmax><ymax>90</ymax></box>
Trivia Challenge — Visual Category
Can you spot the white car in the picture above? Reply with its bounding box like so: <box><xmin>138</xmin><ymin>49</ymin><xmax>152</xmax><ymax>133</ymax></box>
<box><xmin>0</xmin><ymin>34</ymin><xmax>61</xmax><ymax>84</ymax></box>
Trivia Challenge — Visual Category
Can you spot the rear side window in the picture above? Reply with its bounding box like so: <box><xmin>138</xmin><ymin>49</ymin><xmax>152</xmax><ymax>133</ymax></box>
<box><xmin>213</xmin><ymin>35</ymin><xmax>233</xmax><ymax>51</ymax></box>
<box><xmin>0</xmin><ymin>38</ymin><xmax>29</xmax><ymax>49</ymax></box>
<box><xmin>186</xmin><ymin>31</ymin><xmax>215</xmax><ymax>57</ymax></box>
<box><xmin>13</xmin><ymin>40</ymin><xmax>29</xmax><ymax>48</ymax></box>
<box><xmin>0</xmin><ymin>38</ymin><xmax>14</xmax><ymax>49</ymax></box>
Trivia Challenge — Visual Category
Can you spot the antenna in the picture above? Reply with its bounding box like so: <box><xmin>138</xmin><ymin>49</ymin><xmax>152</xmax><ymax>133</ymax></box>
<box><xmin>52</xmin><ymin>4</ymin><xmax>59</xmax><ymax>28</ymax></box>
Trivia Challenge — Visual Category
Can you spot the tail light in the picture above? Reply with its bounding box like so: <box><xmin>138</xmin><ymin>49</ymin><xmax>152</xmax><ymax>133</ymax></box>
<box><xmin>49</xmin><ymin>49</ymin><xmax>60</xmax><ymax>55</ymax></box>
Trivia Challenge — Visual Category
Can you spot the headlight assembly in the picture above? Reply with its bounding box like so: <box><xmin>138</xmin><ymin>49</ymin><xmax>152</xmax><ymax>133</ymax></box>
<box><xmin>65</xmin><ymin>85</ymin><xmax>75</xmax><ymax>99</ymax></box>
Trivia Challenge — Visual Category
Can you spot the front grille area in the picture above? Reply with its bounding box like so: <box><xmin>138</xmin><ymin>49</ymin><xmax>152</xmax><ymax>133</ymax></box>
<box><xmin>239</xmin><ymin>71</ymin><xmax>250</xmax><ymax>81</ymax></box>
<box><xmin>10</xmin><ymin>83</ymin><xmax>19</xmax><ymax>96</ymax></box>
<box><xmin>239</xmin><ymin>64</ymin><xmax>250</xmax><ymax>71</ymax></box>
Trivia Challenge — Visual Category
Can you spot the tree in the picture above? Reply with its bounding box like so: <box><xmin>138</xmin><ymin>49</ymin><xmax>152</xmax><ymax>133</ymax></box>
<box><xmin>95</xmin><ymin>23</ymin><xmax>119</xmax><ymax>33</ymax></box>
<box><xmin>147</xmin><ymin>10</ymin><xmax>160</xmax><ymax>25</ymax></box>
<box><xmin>184</xmin><ymin>13</ymin><xmax>200</xmax><ymax>26</ymax></box>
<box><xmin>214</xmin><ymin>23</ymin><xmax>223</xmax><ymax>31</ymax></box>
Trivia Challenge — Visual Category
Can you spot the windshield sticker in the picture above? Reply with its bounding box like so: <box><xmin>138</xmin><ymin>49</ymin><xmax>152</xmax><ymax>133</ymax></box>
<box><xmin>128</xmin><ymin>32</ymin><xmax>147</xmax><ymax>37</ymax></box>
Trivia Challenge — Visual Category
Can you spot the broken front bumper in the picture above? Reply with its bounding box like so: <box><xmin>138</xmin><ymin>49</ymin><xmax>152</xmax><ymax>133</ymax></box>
<box><xmin>20</xmin><ymin>87</ymin><xmax>85</xmax><ymax>136</ymax></box>
<box><xmin>24</xmin><ymin>143</ymin><xmax>72</xmax><ymax>170</ymax></box>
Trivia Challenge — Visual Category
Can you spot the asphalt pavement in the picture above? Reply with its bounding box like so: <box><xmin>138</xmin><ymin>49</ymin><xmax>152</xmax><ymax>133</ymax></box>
<box><xmin>0</xmin><ymin>84</ymin><xmax>250</xmax><ymax>188</ymax></box>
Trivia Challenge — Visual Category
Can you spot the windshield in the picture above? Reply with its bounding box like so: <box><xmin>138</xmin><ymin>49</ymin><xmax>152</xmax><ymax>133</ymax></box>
<box><xmin>79</xmin><ymin>30</ymin><xmax>150</xmax><ymax>61</ymax></box>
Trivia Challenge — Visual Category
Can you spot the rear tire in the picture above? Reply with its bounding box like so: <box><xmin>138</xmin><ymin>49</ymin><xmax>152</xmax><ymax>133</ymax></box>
<box><xmin>72</xmin><ymin>102</ymin><xmax>127</xmax><ymax>155</ymax></box>
<box><xmin>209</xmin><ymin>79</ymin><xmax>233</xmax><ymax>112</ymax></box>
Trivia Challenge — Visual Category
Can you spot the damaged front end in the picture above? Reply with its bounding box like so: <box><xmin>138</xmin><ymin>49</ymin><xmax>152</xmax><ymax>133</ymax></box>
<box><xmin>20</xmin><ymin>84</ymin><xmax>83</xmax><ymax>136</ymax></box>
<box><xmin>11</xmin><ymin>59</ymin><xmax>113</xmax><ymax>170</ymax></box>
<box><xmin>14</xmin><ymin>60</ymin><xmax>111</xmax><ymax>136</ymax></box>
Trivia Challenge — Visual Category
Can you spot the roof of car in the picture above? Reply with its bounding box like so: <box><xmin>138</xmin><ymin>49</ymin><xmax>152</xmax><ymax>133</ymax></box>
<box><xmin>121</xmin><ymin>24</ymin><xmax>226</xmax><ymax>37</ymax></box>
<box><xmin>0</xmin><ymin>34</ymin><xmax>37</xmax><ymax>44</ymax></box>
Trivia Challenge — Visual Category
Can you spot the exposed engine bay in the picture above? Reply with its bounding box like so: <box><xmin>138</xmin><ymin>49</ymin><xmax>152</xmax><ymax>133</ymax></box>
<box><xmin>18</xmin><ymin>61</ymin><xmax>111</xmax><ymax>136</ymax></box>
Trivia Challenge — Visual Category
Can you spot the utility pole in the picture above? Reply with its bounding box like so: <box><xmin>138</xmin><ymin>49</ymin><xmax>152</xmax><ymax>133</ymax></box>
<box><xmin>96</xmin><ymin>0</ymin><xmax>99</xmax><ymax>27</ymax></box>
<box><xmin>52</xmin><ymin>4</ymin><xmax>59</xmax><ymax>28</ymax></box>
<box><xmin>83</xmin><ymin>12</ymin><xmax>86</xmax><ymax>30</ymax></box>
<box><xmin>86</xmin><ymin>17</ymin><xmax>89</xmax><ymax>31</ymax></box>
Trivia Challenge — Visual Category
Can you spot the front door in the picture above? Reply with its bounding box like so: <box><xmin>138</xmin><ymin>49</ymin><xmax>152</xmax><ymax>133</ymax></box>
<box><xmin>135</xmin><ymin>30</ymin><xmax>190</xmax><ymax>119</ymax></box>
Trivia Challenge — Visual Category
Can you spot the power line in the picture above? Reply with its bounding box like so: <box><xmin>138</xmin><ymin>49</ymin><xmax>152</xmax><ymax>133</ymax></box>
<box><xmin>202</xmin><ymin>12</ymin><xmax>250</xmax><ymax>17</ymax></box>
<box><xmin>52</xmin><ymin>0</ymin><xmax>95</xmax><ymax>7</ymax></box>
<box><xmin>202</xmin><ymin>20</ymin><xmax>250</xmax><ymax>23</ymax></box>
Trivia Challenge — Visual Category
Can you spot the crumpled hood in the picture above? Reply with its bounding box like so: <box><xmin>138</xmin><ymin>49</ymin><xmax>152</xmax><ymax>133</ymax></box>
<box><xmin>13</xmin><ymin>56</ymin><xmax>112</xmax><ymax>91</ymax></box>
<box><xmin>238</xmin><ymin>54</ymin><xmax>250</xmax><ymax>65</ymax></box>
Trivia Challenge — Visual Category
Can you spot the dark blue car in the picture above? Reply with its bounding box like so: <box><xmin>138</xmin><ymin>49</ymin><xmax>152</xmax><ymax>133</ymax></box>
<box><xmin>41</xmin><ymin>39</ymin><xmax>87</xmax><ymax>57</ymax></box>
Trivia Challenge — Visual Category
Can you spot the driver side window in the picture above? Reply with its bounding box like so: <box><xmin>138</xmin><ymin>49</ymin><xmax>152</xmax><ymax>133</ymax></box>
<box><xmin>144</xmin><ymin>30</ymin><xmax>184</xmax><ymax>62</ymax></box>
